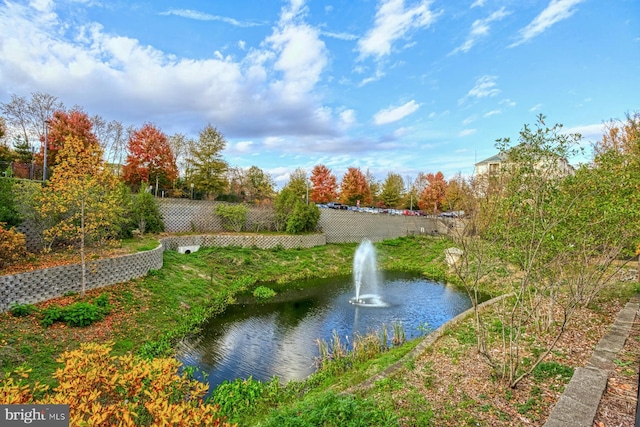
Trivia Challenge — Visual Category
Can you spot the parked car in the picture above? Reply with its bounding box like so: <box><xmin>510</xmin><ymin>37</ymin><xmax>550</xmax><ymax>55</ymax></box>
<box><xmin>440</xmin><ymin>210</ymin><xmax>465</xmax><ymax>218</ymax></box>
<box><xmin>327</xmin><ymin>202</ymin><xmax>348</xmax><ymax>209</ymax></box>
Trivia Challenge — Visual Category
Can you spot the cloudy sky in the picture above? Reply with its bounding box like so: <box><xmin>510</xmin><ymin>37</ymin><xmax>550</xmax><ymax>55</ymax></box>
<box><xmin>0</xmin><ymin>0</ymin><xmax>638</xmax><ymax>185</ymax></box>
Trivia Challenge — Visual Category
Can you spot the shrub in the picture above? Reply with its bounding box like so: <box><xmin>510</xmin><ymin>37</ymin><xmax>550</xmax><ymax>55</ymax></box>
<box><xmin>9</xmin><ymin>303</ymin><xmax>37</xmax><ymax>317</ymax></box>
<box><xmin>215</xmin><ymin>203</ymin><xmax>248</xmax><ymax>232</ymax></box>
<box><xmin>133</xmin><ymin>190</ymin><xmax>164</xmax><ymax>234</ymax></box>
<box><xmin>41</xmin><ymin>306</ymin><xmax>64</xmax><ymax>327</ymax></box>
<box><xmin>0</xmin><ymin>223</ymin><xmax>27</xmax><ymax>268</ymax></box>
<box><xmin>40</xmin><ymin>298</ymin><xmax>111</xmax><ymax>328</ymax></box>
<box><xmin>253</xmin><ymin>286</ymin><xmax>276</xmax><ymax>300</ymax></box>
<box><xmin>0</xmin><ymin>178</ymin><xmax>22</xmax><ymax>227</ymax></box>
<box><xmin>285</xmin><ymin>202</ymin><xmax>320</xmax><ymax>234</ymax></box>
<box><xmin>61</xmin><ymin>302</ymin><xmax>103</xmax><ymax>327</ymax></box>
<box><xmin>0</xmin><ymin>343</ymin><xmax>233</xmax><ymax>426</ymax></box>
<box><xmin>211</xmin><ymin>376</ymin><xmax>279</xmax><ymax>420</ymax></box>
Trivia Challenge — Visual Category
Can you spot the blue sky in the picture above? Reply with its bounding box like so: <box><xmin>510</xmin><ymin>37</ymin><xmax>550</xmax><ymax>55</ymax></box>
<box><xmin>0</xmin><ymin>0</ymin><xmax>638</xmax><ymax>186</ymax></box>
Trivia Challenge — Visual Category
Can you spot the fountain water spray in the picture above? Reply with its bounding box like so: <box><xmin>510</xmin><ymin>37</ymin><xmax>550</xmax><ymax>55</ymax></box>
<box><xmin>350</xmin><ymin>240</ymin><xmax>386</xmax><ymax>306</ymax></box>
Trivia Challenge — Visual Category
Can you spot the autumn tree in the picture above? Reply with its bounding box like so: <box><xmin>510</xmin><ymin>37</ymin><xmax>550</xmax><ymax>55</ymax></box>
<box><xmin>245</xmin><ymin>166</ymin><xmax>275</xmax><ymax>202</ymax></box>
<box><xmin>593</xmin><ymin>111</ymin><xmax>640</xmax><ymax>159</ymax></box>
<box><xmin>310</xmin><ymin>164</ymin><xmax>338</xmax><ymax>203</ymax></box>
<box><xmin>39</xmin><ymin>135</ymin><xmax>127</xmax><ymax>297</ymax></box>
<box><xmin>340</xmin><ymin>167</ymin><xmax>371</xmax><ymax>206</ymax></box>
<box><xmin>123</xmin><ymin>123</ymin><xmax>178</xmax><ymax>192</ymax></box>
<box><xmin>379</xmin><ymin>172</ymin><xmax>405</xmax><ymax>208</ymax></box>
<box><xmin>444</xmin><ymin>173</ymin><xmax>472</xmax><ymax>213</ymax></box>
<box><xmin>224</xmin><ymin>166</ymin><xmax>275</xmax><ymax>203</ymax></box>
<box><xmin>45</xmin><ymin>109</ymin><xmax>99</xmax><ymax>173</ymax></box>
<box><xmin>418</xmin><ymin>171</ymin><xmax>447</xmax><ymax>213</ymax></box>
<box><xmin>365</xmin><ymin>169</ymin><xmax>381</xmax><ymax>206</ymax></box>
<box><xmin>186</xmin><ymin>124</ymin><xmax>228</xmax><ymax>200</ymax></box>
<box><xmin>286</xmin><ymin>168</ymin><xmax>309</xmax><ymax>201</ymax></box>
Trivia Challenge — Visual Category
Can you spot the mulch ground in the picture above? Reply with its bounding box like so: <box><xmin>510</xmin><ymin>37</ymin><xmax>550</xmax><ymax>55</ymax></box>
<box><xmin>381</xmin><ymin>297</ymin><xmax>637</xmax><ymax>426</ymax></box>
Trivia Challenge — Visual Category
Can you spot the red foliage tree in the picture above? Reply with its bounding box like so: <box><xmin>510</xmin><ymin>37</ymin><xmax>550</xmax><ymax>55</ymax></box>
<box><xmin>43</xmin><ymin>109</ymin><xmax>99</xmax><ymax>172</ymax></box>
<box><xmin>310</xmin><ymin>164</ymin><xmax>338</xmax><ymax>203</ymax></box>
<box><xmin>122</xmin><ymin>123</ymin><xmax>178</xmax><ymax>191</ymax></box>
<box><xmin>339</xmin><ymin>167</ymin><xmax>371</xmax><ymax>206</ymax></box>
<box><xmin>418</xmin><ymin>171</ymin><xmax>448</xmax><ymax>213</ymax></box>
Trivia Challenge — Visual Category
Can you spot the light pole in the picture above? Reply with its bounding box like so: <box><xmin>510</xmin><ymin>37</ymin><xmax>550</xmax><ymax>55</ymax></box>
<box><xmin>43</xmin><ymin>120</ymin><xmax>50</xmax><ymax>183</ymax></box>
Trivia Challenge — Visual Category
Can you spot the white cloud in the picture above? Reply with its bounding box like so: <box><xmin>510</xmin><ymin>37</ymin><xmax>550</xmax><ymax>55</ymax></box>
<box><xmin>0</xmin><ymin>0</ymin><xmax>351</xmax><ymax>141</ymax></box>
<box><xmin>232</xmin><ymin>140</ymin><xmax>255</xmax><ymax>154</ymax></box>
<box><xmin>470</xmin><ymin>0</ymin><xmax>485</xmax><ymax>8</ymax></box>
<box><xmin>373</xmin><ymin>100</ymin><xmax>420</xmax><ymax>125</ymax></box>
<box><xmin>499</xmin><ymin>98</ymin><xmax>516</xmax><ymax>107</ymax></box>
<box><xmin>483</xmin><ymin>110</ymin><xmax>501</xmax><ymax>117</ymax></box>
<box><xmin>339</xmin><ymin>109</ymin><xmax>357</xmax><ymax>128</ymax></box>
<box><xmin>459</xmin><ymin>128</ymin><xmax>477</xmax><ymax>137</ymax></box>
<box><xmin>265</xmin><ymin>2</ymin><xmax>328</xmax><ymax>103</ymax></box>
<box><xmin>159</xmin><ymin>9</ymin><xmax>263</xmax><ymax>27</ymax></box>
<box><xmin>529</xmin><ymin>103</ymin><xmax>543</xmax><ymax>112</ymax></box>
<box><xmin>357</xmin><ymin>0</ymin><xmax>438</xmax><ymax>60</ymax></box>
<box><xmin>510</xmin><ymin>0</ymin><xmax>584</xmax><ymax>47</ymax></box>
<box><xmin>459</xmin><ymin>75</ymin><xmax>500</xmax><ymax>104</ymax></box>
<box><xmin>563</xmin><ymin>123</ymin><xmax>604</xmax><ymax>142</ymax></box>
<box><xmin>321</xmin><ymin>30</ymin><xmax>358</xmax><ymax>41</ymax></box>
<box><xmin>462</xmin><ymin>115</ymin><xmax>477</xmax><ymax>125</ymax></box>
<box><xmin>450</xmin><ymin>7</ymin><xmax>510</xmax><ymax>54</ymax></box>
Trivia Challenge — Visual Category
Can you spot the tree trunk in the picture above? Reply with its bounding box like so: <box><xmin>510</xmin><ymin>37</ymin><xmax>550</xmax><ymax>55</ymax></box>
<box><xmin>80</xmin><ymin>195</ymin><xmax>86</xmax><ymax>298</ymax></box>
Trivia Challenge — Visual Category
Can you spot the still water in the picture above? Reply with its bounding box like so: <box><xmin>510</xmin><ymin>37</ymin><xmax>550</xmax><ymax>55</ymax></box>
<box><xmin>176</xmin><ymin>271</ymin><xmax>472</xmax><ymax>390</ymax></box>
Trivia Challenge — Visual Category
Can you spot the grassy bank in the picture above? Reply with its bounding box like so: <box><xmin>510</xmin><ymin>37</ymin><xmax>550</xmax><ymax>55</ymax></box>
<box><xmin>0</xmin><ymin>235</ymin><xmax>453</xmax><ymax>386</ymax></box>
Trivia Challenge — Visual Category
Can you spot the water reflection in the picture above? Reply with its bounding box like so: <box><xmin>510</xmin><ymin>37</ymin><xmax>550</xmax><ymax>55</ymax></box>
<box><xmin>176</xmin><ymin>272</ymin><xmax>472</xmax><ymax>391</ymax></box>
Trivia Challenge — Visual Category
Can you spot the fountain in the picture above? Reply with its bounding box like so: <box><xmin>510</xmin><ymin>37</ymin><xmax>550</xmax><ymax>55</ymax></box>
<box><xmin>349</xmin><ymin>240</ymin><xmax>387</xmax><ymax>307</ymax></box>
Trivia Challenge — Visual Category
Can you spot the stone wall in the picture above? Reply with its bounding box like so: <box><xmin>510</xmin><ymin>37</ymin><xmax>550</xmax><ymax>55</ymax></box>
<box><xmin>318</xmin><ymin>209</ymin><xmax>442</xmax><ymax>243</ymax></box>
<box><xmin>161</xmin><ymin>233</ymin><xmax>326</xmax><ymax>251</ymax></box>
<box><xmin>0</xmin><ymin>244</ymin><xmax>164</xmax><ymax>312</ymax></box>
<box><xmin>158</xmin><ymin>198</ymin><xmax>448</xmax><ymax>242</ymax></box>
<box><xmin>158</xmin><ymin>199</ymin><xmax>275</xmax><ymax>233</ymax></box>
<box><xmin>0</xmin><ymin>234</ymin><xmax>325</xmax><ymax>312</ymax></box>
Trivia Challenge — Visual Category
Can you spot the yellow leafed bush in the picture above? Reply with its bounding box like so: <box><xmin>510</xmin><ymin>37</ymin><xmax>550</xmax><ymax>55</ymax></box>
<box><xmin>0</xmin><ymin>342</ymin><xmax>234</xmax><ymax>426</ymax></box>
<box><xmin>0</xmin><ymin>223</ymin><xmax>27</xmax><ymax>268</ymax></box>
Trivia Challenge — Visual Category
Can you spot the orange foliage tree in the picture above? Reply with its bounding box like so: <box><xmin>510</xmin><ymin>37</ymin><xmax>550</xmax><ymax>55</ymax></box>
<box><xmin>418</xmin><ymin>171</ymin><xmax>447</xmax><ymax>213</ymax></box>
<box><xmin>310</xmin><ymin>164</ymin><xmax>338</xmax><ymax>203</ymax></box>
<box><xmin>339</xmin><ymin>167</ymin><xmax>371</xmax><ymax>206</ymax></box>
<box><xmin>0</xmin><ymin>342</ymin><xmax>234</xmax><ymax>426</ymax></box>
<box><xmin>123</xmin><ymin>123</ymin><xmax>178</xmax><ymax>191</ymax></box>
<box><xmin>43</xmin><ymin>109</ymin><xmax>99</xmax><ymax>175</ymax></box>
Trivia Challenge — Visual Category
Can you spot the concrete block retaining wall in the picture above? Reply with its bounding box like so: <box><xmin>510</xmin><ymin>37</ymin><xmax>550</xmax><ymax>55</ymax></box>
<box><xmin>0</xmin><ymin>234</ymin><xmax>325</xmax><ymax>312</ymax></box>
<box><xmin>0</xmin><ymin>244</ymin><xmax>164</xmax><ymax>312</ymax></box>
<box><xmin>318</xmin><ymin>209</ymin><xmax>441</xmax><ymax>243</ymax></box>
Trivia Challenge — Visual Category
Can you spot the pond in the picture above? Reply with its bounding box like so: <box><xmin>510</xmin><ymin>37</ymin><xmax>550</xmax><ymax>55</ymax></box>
<box><xmin>176</xmin><ymin>271</ymin><xmax>473</xmax><ymax>391</ymax></box>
